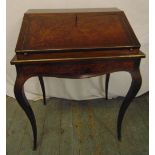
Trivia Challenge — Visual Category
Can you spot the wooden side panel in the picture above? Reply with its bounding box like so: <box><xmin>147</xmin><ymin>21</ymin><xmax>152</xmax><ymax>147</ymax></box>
<box><xmin>15</xmin><ymin>59</ymin><xmax>140</xmax><ymax>78</ymax></box>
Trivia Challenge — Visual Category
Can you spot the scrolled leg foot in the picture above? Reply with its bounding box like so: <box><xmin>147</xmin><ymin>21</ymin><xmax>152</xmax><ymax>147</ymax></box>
<box><xmin>117</xmin><ymin>69</ymin><xmax>142</xmax><ymax>140</ymax></box>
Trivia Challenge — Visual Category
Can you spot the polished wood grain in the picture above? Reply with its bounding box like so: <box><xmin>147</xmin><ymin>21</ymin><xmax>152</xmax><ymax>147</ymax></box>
<box><xmin>15</xmin><ymin>8</ymin><xmax>140</xmax><ymax>53</ymax></box>
<box><xmin>10</xmin><ymin>8</ymin><xmax>145</xmax><ymax>150</ymax></box>
<box><xmin>14</xmin><ymin>58</ymin><xmax>141</xmax><ymax>78</ymax></box>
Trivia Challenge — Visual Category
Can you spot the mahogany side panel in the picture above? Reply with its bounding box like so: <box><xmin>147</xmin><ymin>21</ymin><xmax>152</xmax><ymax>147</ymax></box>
<box><xmin>15</xmin><ymin>58</ymin><xmax>141</xmax><ymax>79</ymax></box>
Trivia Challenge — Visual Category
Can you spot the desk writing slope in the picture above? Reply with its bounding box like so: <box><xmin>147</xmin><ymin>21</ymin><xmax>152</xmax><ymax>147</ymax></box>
<box><xmin>15</xmin><ymin>8</ymin><xmax>140</xmax><ymax>53</ymax></box>
<box><xmin>10</xmin><ymin>8</ymin><xmax>145</xmax><ymax>150</ymax></box>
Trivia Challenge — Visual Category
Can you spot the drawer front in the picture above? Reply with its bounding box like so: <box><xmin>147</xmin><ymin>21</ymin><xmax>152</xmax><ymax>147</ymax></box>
<box><xmin>17</xmin><ymin>59</ymin><xmax>138</xmax><ymax>78</ymax></box>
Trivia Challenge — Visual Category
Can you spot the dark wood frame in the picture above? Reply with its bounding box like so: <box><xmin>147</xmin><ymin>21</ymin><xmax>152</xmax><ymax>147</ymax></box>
<box><xmin>10</xmin><ymin>8</ymin><xmax>145</xmax><ymax>150</ymax></box>
<box><xmin>11</xmin><ymin>56</ymin><xmax>144</xmax><ymax>150</ymax></box>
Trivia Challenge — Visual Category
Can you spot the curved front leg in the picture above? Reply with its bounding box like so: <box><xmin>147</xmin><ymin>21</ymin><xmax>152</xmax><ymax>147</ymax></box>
<box><xmin>38</xmin><ymin>76</ymin><xmax>46</xmax><ymax>105</ymax></box>
<box><xmin>105</xmin><ymin>73</ymin><xmax>110</xmax><ymax>100</ymax></box>
<box><xmin>117</xmin><ymin>69</ymin><xmax>142</xmax><ymax>140</ymax></box>
<box><xmin>14</xmin><ymin>74</ymin><xmax>37</xmax><ymax>150</ymax></box>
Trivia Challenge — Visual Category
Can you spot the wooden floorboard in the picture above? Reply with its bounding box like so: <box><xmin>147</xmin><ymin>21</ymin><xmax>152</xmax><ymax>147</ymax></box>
<box><xmin>59</xmin><ymin>100</ymin><xmax>73</xmax><ymax>155</ymax></box>
<box><xmin>6</xmin><ymin>98</ymin><xmax>28</xmax><ymax>155</ymax></box>
<box><xmin>77</xmin><ymin>102</ymin><xmax>96</xmax><ymax>155</ymax></box>
<box><xmin>6</xmin><ymin>93</ymin><xmax>149</xmax><ymax>155</ymax></box>
<box><xmin>90</xmin><ymin>98</ymin><xmax>121</xmax><ymax>155</ymax></box>
<box><xmin>71</xmin><ymin>101</ymin><xmax>81</xmax><ymax>155</ymax></box>
<box><xmin>18</xmin><ymin>100</ymin><xmax>47</xmax><ymax>155</ymax></box>
<box><xmin>6</xmin><ymin>96</ymin><xmax>19</xmax><ymax>132</ymax></box>
<box><xmin>38</xmin><ymin>98</ymin><xmax>61</xmax><ymax>155</ymax></box>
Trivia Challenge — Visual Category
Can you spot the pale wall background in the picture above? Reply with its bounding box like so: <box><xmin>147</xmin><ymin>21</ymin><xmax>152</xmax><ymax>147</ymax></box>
<box><xmin>6</xmin><ymin>0</ymin><xmax>149</xmax><ymax>100</ymax></box>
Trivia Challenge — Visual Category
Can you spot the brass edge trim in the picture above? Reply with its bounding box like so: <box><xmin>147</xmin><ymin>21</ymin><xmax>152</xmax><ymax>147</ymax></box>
<box><xmin>15</xmin><ymin>46</ymin><xmax>140</xmax><ymax>53</ymax></box>
<box><xmin>11</xmin><ymin>54</ymin><xmax>145</xmax><ymax>64</ymax></box>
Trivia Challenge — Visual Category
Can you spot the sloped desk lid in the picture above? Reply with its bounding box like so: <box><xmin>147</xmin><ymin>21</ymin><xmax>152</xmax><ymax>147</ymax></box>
<box><xmin>15</xmin><ymin>8</ymin><xmax>140</xmax><ymax>53</ymax></box>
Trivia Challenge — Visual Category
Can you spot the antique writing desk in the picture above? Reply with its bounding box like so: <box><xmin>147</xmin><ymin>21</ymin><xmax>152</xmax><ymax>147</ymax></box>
<box><xmin>10</xmin><ymin>8</ymin><xmax>145</xmax><ymax>150</ymax></box>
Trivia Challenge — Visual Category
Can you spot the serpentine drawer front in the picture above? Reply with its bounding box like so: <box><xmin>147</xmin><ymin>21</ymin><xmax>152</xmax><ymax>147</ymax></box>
<box><xmin>10</xmin><ymin>8</ymin><xmax>145</xmax><ymax>150</ymax></box>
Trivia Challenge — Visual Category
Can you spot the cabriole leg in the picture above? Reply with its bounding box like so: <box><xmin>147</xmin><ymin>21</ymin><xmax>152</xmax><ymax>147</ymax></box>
<box><xmin>117</xmin><ymin>69</ymin><xmax>142</xmax><ymax>140</ymax></box>
<box><xmin>38</xmin><ymin>76</ymin><xmax>46</xmax><ymax>105</ymax></box>
<box><xmin>14</xmin><ymin>74</ymin><xmax>37</xmax><ymax>150</ymax></box>
<box><xmin>105</xmin><ymin>73</ymin><xmax>110</xmax><ymax>100</ymax></box>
